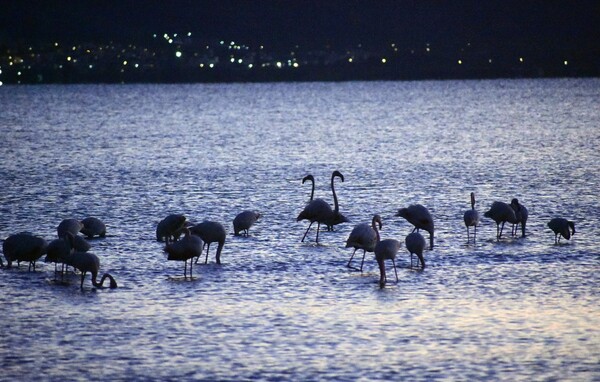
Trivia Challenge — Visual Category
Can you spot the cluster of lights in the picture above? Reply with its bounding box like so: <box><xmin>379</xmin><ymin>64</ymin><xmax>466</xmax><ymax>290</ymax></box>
<box><xmin>0</xmin><ymin>36</ymin><xmax>582</xmax><ymax>84</ymax></box>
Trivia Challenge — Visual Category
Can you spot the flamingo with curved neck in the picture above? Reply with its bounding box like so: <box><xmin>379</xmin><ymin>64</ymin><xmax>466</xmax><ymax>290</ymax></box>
<box><xmin>63</xmin><ymin>251</ymin><xmax>118</xmax><ymax>289</ymax></box>
<box><xmin>302</xmin><ymin>174</ymin><xmax>315</xmax><ymax>202</ymax></box>
<box><xmin>373</xmin><ymin>218</ymin><xmax>401</xmax><ymax>288</ymax></box>
<box><xmin>325</xmin><ymin>170</ymin><xmax>349</xmax><ymax>231</ymax></box>
<box><xmin>346</xmin><ymin>214</ymin><xmax>381</xmax><ymax>271</ymax></box>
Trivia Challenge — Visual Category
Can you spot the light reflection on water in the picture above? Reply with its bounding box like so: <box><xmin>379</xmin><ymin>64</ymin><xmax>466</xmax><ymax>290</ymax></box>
<box><xmin>1</xmin><ymin>79</ymin><xmax>599</xmax><ymax>381</ymax></box>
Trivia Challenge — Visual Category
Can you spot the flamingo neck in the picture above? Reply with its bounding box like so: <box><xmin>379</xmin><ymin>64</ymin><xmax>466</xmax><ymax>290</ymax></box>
<box><xmin>331</xmin><ymin>176</ymin><xmax>339</xmax><ymax>212</ymax></box>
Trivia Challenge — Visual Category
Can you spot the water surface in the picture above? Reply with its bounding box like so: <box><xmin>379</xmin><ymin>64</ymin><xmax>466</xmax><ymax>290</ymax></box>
<box><xmin>1</xmin><ymin>79</ymin><xmax>599</xmax><ymax>381</ymax></box>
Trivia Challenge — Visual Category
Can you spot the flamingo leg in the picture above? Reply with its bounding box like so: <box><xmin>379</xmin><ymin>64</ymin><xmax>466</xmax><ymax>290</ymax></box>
<box><xmin>347</xmin><ymin>248</ymin><xmax>357</xmax><ymax>267</ymax></box>
<box><xmin>301</xmin><ymin>222</ymin><xmax>314</xmax><ymax>242</ymax></box>
<box><xmin>392</xmin><ymin>258</ymin><xmax>398</xmax><ymax>282</ymax></box>
<box><xmin>474</xmin><ymin>225</ymin><xmax>477</xmax><ymax>242</ymax></box>
<box><xmin>466</xmin><ymin>226</ymin><xmax>471</xmax><ymax>243</ymax></box>
<box><xmin>190</xmin><ymin>258</ymin><xmax>193</xmax><ymax>278</ymax></box>
<box><xmin>315</xmin><ymin>222</ymin><xmax>321</xmax><ymax>243</ymax></box>
<box><xmin>359</xmin><ymin>250</ymin><xmax>367</xmax><ymax>272</ymax></box>
<box><xmin>205</xmin><ymin>243</ymin><xmax>211</xmax><ymax>264</ymax></box>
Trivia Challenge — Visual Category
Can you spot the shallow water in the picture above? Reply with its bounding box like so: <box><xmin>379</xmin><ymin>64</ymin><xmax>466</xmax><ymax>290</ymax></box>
<box><xmin>1</xmin><ymin>79</ymin><xmax>599</xmax><ymax>381</ymax></box>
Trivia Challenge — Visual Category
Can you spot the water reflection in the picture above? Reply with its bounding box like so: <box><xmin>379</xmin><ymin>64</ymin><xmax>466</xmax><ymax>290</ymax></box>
<box><xmin>1</xmin><ymin>79</ymin><xmax>599</xmax><ymax>380</ymax></box>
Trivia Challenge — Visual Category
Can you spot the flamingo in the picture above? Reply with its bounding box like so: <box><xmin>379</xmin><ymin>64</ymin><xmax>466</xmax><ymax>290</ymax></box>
<box><xmin>372</xmin><ymin>219</ymin><xmax>401</xmax><ymax>288</ymax></box>
<box><xmin>510</xmin><ymin>198</ymin><xmax>528</xmax><ymax>237</ymax></box>
<box><xmin>345</xmin><ymin>214</ymin><xmax>381</xmax><ymax>271</ymax></box>
<box><xmin>57</xmin><ymin>218</ymin><xmax>83</xmax><ymax>238</ymax></box>
<box><xmin>395</xmin><ymin>204</ymin><xmax>434</xmax><ymax>249</ymax></box>
<box><xmin>80</xmin><ymin>217</ymin><xmax>106</xmax><ymax>238</ymax></box>
<box><xmin>45</xmin><ymin>232</ymin><xmax>75</xmax><ymax>279</ymax></box>
<box><xmin>324</xmin><ymin>170</ymin><xmax>349</xmax><ymax>231</ymax></box>
<box><xmin>156</xmin><ymin>214</ymin><xmax>187</xmax><ymax>243</ymax></box>
<box><xmin>463</xmin><ymin>192</ymin><xmax>480</xmax><ymax>243</ymax></box>
<box><xmin>297</xmin><ymin>170</ymin><xmax>348</xmax><ymax>243</ymax></box>
<box><xmin>484</xmin><ymin>201</ymin><xmax>518</xmax><ymax>240</ymax></box>
<box><xmin>405</xmin><ymin>231</ymin><xmax>426</xmax><ymax>269</ymax></box>
<box><xmin>2</xmin><ymin>232</ymin><xmax>48</xmax><ymax>271</ymax></box>
<box><xmin>547</xmin><ymin>218</ymin><xmax>575</xmax><ymax>244</ymax></box>
<box><xmin>63</xmin><ymin>251</ymin><xmax>117</xmax><ymax>289</ymax></box>
<box><xmin>233</xmin><ymin>211</ymin><xmax>261</xmax><ymax>237</ymax></box>
<box><xmin>164</xmin><ymin>228</ymin><xmax>204</xmax><ymax>277</ymax></box>
<box><xmin>190</xmin><ymin>221</ymin><xmax>226</xmax><ymax>264</ymax></box>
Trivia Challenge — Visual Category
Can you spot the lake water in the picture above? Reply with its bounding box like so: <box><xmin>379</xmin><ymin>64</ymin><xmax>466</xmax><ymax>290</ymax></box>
<box><xmin>1</xmin><ymin>79</ymin><xmax>599</xmax><ymax>381</ymax></box>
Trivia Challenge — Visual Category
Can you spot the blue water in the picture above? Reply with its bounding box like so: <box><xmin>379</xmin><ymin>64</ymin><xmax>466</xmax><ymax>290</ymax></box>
<box><xmin>1</xmin><ymin>79</ymin><xmax>599</xmax><ymax>381</ymax></box>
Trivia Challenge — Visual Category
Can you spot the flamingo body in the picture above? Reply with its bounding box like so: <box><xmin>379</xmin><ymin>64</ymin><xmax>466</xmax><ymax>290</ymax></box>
<box><xmin>80</xmin><ymin>217</ymin><xmax>106</xmax><ymax>238</ymax></box>
<box><xmin>510</xmin><ymin>198</ymin><xmax>528</xmax><ymax>237</ymax></box>
<box><xmin>375</xmin><ymin>239</ymin><xmax>401</xmax><ymax>288</ymax></box>
<box><xmin>189</xmin><ymin>221</ymin><xmax>226</xmax><ymax>264</ymax></box>
<box><xmin>57</xmin><ymin>219</ymin><xmax>83</xmax><ymax>238</ymax></box>
<box><xmin>164</xmin><ymin>228</ymin><xmax>203</xmax><ymax>277</ymax></box>
<box><xmin>548</xmin><ymin>218</ymin><xmax>575</xmax><ymax>243</ymax></box>
<box><xmin>156</xmin><ymin>214</ymin><xmax>187</xmax><ymax>243</ymax></box>
<box><xmin>345</xmin><ymin>214</ymin><xmax>381</xmax><ymax>271</ymax></box>
<box><xmin>63</xmin><ymin>251</ymin><xmax>118</xmax><ymax>289</ymax></box>
<box><xmin>2</xmin><ymin>233</ymin><xmax>48</xmax><ymax>270</ymax></box>
<box><xmin>464</xmin><ymin>192</ymin><xmax>480</xmax><ymax>243</ymax></box>
<box><xmin>405</xmin><ymin>231</ymin><xmax>426</xmax><ymax>269</ymax></box>
<box><xmin>233</xmin><ymin>211</ymin><xmax>261</xmax><ymax>236</ymax></box>
<box><xmin>484</xmin><ymin>201</ymin><xmax>518</xmax><ymax>240</ymax></box>
<box><xmin>396</xmin><ymin>204</ymin><xmax>434</xmax><ymax>249</ymax></box>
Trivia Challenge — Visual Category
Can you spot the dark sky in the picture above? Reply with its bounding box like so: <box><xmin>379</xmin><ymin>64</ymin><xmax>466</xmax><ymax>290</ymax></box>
<box><xmin>1</xmin><ymin>0</ymin><xmax>599</xmax><ymax>50</ymax></box>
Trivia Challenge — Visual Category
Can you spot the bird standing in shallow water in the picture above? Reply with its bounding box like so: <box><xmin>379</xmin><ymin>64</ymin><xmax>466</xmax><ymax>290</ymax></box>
<box><xmin>80</xmin><ymin>217</ymin><xmax>106</xmax><ymax>238</ymax></box>
<box><xmin>464</xmin><ymin>192</ymin><xmax>480</xmax><ymax>243</ymax></box>
<box><xmin>297</xmin><ymin>170</ymin><xmax>348</xmax><ymax>243</ymax></box>
<box><xmin>396</xmin><ymin>204</ymin><xmax>434</xmax><ymax>249</ymax></box>
<box><xmin>62</xmin><ymin>251</ymin><xmax>117</xmax><ymax>289</ymax></box>
<box><xmin>345</xmin><ymin>214</ymin><xmax>381</xmax><ymax>272</ymax></box>
<box><xmin>190</xmin><ymin>221</ymin><xmax>226</xmax><ymax>264</ymax></box>
<box><xmin>164</xmin><ymin>228</ymin><xmax>203</xmax><ymax>277</ymax></box>
<box><xmin>233</xmin><ymin>211</ymin><xmax>261</xmax><ymax>237</ymax></box>
<box><xmin>547</xmin><ymin>218</ymin><xmax>575</xmax><ymax>244</ymax></box>
<box><xmin>510</xmin><ymin>198</ymin><xmax>528</xmax><ymax>237</ymax></box>
<box><xmin>2</xmin><ymin>232</ymin><xmax>48</xmax><ymax>271</ymax></box>
<box><xmin>405</xmin><ymin>231</ymin><xmax>426</xmax><ymax>269</ymax></box>
<box><xmin>156</xmin><ymin>214</ymin><xmax>187</xmax><ymax>243</ymax></box>
<box><xmin>373</xmin><ymin>221</ymin><xmax>401</xmax><ymax>288</ymax></box>
<box><xmin>484</xmin><ymin>201</ymin><xmax>518</xmax><ymax>240</ymax></box>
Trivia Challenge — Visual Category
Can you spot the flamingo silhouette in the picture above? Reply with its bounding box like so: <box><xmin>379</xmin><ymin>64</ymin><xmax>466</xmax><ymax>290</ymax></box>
<box><xmin>156</xmin><ymin>214</ymin><xmax>187</xmax><ymax>243</ymax></box>
<box><xmin>57</xmin><ymin>218</ymin><xmax>83</xmax><ymax>238</ymax></box>
<box><xmin>463</xmin><ymin>192</ymin><xmax>480</xmax><ymax>243</ymax></box>
<box><xmin>2</xmin><ymin>232</ymin><xmax>48</xmax><ymax>271</ymax></box>
<box><xmin>80</xmin><ymin>217</ymin><xmax>106</xmax><ymax>238</ymax></box>
<box><xmin>395</xmin><ymin>204</ymin><xmax>434</xmax><ymax>249</ymax></box>
<box><xmin>233</xmin><ymin>211</ymin><xmax>261</xmax><ymax>237</ymax></box>
<box><xmin>373</xmin><ymin>221</ymin><xmax>401</xmax><ymax>288</ymax></box>
<box><xmin>45</xmin><ymin>232</ymin><xmax>75</xmax><ymax>279</ymax></box>
<box><xmin>510</xmin><ymin>198</ymin><xmax>528</xmax><ymax>237</ymax></box>
<box><xmin>484</xmin><ymin>201</ymin><xmax>518</xmax><ymax>240</ymax></box>
<box><xmin>345</xmin><ymin>214</ymin><xmax>381</xmax><ymax>271</ymax></box>
<box><xmin>63</xmin><ymin>251</ymin><xmax>118</xmax><ymax>289</ymax></box>
<box><xmin>547</xmin><ymin>218</ymin><xmax>575</xmax><ymax>244</ymax></box>
<box><xmin>164</xmin><ymin>228</ymin><xmax>204</xmax><ymax>277</ymax></box>
<box><xmin>297</xmin><ymin>170</ymin><xmax>348</xmax><ymax>243</ymax></box>
<box><xmin>405</xmin><ymin>231</ymin><xmax>426</xmax><ymax>269</ymax></box>
<box><xmin>190</xmin><ymin>221</ymin><xmax>226</xmax><ymax>264</ymax></box>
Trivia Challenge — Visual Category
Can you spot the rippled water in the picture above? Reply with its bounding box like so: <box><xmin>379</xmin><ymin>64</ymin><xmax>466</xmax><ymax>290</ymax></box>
<box><xmin>1</xmin><ymin>79</ymin><xmax>599</xmax><ymax>381</ymax></box>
